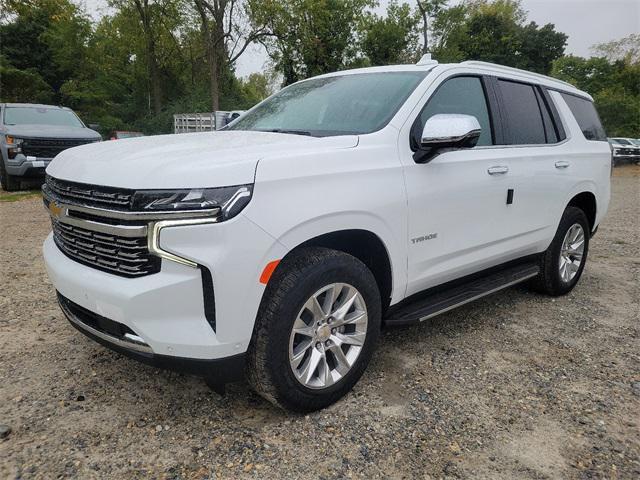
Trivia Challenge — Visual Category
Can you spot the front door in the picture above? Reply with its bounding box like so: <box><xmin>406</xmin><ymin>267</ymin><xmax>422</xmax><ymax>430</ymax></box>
<box><xmin>401</xmin><ymin>74</ymin><xmax>516</xmax><ymax>297</ymax></box>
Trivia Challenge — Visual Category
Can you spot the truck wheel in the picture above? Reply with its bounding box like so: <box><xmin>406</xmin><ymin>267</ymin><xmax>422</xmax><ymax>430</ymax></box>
<box><xmin>531</xmin><ymin>206</ymin><xmax>590</xmax><ymax>296</ymax></box>
<box><xmin>247</xmin><ymin>247</ymin><xmax>381</xmax><ymax>412</ymax></box>
<box><xmin>0</xmin><ymin>160</ymin><xmax>21</xmax><ymax>192</ymax></box>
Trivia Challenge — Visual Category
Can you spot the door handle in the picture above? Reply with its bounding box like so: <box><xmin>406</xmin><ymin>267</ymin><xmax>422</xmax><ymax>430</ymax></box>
<box><xmin>555</xmin><ymin>161</ymin><xmax>570</xmax><ymax>169</ymax></box>
<box><xmin>487</xmin><ymin>165</ymin><xmax>509</xmax><ymax>175</ymax></box>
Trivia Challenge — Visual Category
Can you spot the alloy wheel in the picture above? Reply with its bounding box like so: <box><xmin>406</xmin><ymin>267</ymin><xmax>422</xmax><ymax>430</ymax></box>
<box><xmin>288</xmin><ymin>283</ymin><xmax>368</xmax><ymax>389</ymax></box>
<box><xmin>559</xmin><ymin>223</ymin><xmax>585</xmax><ymax>283</ymax></box>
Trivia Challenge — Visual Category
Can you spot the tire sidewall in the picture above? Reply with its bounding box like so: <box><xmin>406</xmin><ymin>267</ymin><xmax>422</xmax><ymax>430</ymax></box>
<box><xmin>263</xmin><ymin>253</ymin><xmax>381</xmax><ymax>410</ymax></box>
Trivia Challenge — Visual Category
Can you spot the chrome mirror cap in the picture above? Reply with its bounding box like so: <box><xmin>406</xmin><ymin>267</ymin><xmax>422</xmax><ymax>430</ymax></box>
<box><xmin>420</xmin><ymin>114</ymin><xmax>482</xmax><ymax>148</ymax></box>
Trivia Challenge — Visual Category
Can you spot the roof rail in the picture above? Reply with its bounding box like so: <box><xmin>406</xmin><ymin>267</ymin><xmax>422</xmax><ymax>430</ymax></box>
<box><xmin>461</xmin><ymin>61</ymin><xmax>576</xmax><ymax>89</ymax></box>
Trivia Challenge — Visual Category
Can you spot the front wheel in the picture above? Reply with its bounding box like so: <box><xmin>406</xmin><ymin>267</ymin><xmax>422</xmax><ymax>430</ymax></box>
<box><xmin>0</xmin><ymin>160</ymin><xmax>21</xmax><ymax>192</ymax></box>
<box><xmin>246</xmin><ymin>247</ymin><xmax>381</xmax><ymax>412</ymax></box>
<box><xmin>530</xmin><ymin>206</ymin><xmax>590</xmax><ymax>296</ymax></box>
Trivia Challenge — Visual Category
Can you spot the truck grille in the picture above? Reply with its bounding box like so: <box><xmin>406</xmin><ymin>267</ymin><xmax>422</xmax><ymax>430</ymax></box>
<box><xmin>22</xmin><ymin>138</ymin><xmax>95</xmax><ymax>159</ymax></box>
<box><xmin>46</xmin><ymin>175</ymin><xmax>133</xmax><ymax>210</ymax></box>
<box><xmin>51</xmin><ymin>218</ymin><xmax>160</xmax><ymax>277</ymax></box>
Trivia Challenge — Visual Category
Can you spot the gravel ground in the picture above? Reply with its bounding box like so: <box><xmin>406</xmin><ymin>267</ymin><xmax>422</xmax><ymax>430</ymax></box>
<box><xmin>1</xmin><ymin>166</ymin><xmax>639</xmax><ymax>479</ymax></box>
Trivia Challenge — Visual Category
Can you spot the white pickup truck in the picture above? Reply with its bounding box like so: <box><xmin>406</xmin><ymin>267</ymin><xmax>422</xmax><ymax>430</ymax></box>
<box><xmin>42</xmin><ymin>58</ymin><xmax>611</xmax><ymax>411</ymax></box>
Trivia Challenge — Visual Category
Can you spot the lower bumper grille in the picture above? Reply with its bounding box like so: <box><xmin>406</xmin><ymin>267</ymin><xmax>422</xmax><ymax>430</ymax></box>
<box><xmin>52</xmin><ymin>218</ymin><xmax>160</xmax><ymax>277</ymax></box>
<box><xmin>58</xmin><ymin>293</ymin><xmax>152</xmax><ymax>353</ymax></box>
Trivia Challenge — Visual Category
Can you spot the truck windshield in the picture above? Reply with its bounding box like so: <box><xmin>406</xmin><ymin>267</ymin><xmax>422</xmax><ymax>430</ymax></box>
<box><xmin>228</xmin><ymin>71</ymin><xmax>427</xmax><ymax>137</ymax></box>
<box><xmin>3</xmin><ymin>107</ymin><xmax>84</xmax><ymax>127</ymax></box>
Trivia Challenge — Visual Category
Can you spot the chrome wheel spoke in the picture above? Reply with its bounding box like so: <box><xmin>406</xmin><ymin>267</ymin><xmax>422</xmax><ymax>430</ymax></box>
<box><xmin>291</xmin><ymin>340</ymin><xmax>312</xmax><ymax>369</ymax></box>
<box><xmin>322</xmin><ymin>284</ymin><xmax>340</xmax><ymax>315</ymax></box>
<box><xmin>304</xmin><ymin>295</ymin><xmax>326</xmax><ymax>321</ymax></box>
<box><xmin>333</xmin><ymin>309</ymin><xmax>367</xmax><ymax>328</ymax></box>
<box><xmin>292</xmin><ymin>318</ymin><xmax>315</xmax><ymax>337</ymax></box>
<box><xmin>328</xmin><ymin>344</ymin><xmax>352</xmax><ymax>375</ymax></box>
<box><xmin>289</xmin><ymin>282</ymin><xmax>368</xmax><ymax>390</ymax></box>
<box><xmin>320</xmin><ymin>355</ymin><xmax>334</xmax><ymax>387</ymax></box>
<box><xmin>300</xmin><ymin>347</ymin><xmax>323</xmax><ymax>384</ymax></box>
<box><xmin>333</xmin><ymin>331</ymin><xmax>365</xmax><ymax>347</ymax></box>
<box><xmin>331</xmin><ymin>286</ymin><xmax>358</xmax><ymax>321</ymax></box>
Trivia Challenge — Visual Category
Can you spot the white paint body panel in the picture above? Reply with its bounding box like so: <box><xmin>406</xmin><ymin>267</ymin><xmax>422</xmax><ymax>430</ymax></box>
<box><xmin>43</xmin><ymin>62</ymin><xmax>611</xmax><ymax>361</ymax></box>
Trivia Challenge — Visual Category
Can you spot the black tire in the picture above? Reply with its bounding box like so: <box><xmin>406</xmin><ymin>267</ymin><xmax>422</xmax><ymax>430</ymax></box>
<box><xmin>246</xmin><ymin>247</ymin><xmax>381</xmax><ymax>412</ymax></box>
<box><xmin>0</xmin><ymin>159</ymin><xmax>21</xmax><ymax>192</ymax></box>
<box><xmin>530</xmin><ymin>206</ymin><xmax>590</xmax><ymax>296</ymax></box>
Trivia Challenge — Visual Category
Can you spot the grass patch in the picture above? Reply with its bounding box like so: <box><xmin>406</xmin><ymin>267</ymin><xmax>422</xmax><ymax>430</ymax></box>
<box><xmin>0</xmin><ymin>191</ymin><xmax>41</xmax><ymax>202</ymax></box>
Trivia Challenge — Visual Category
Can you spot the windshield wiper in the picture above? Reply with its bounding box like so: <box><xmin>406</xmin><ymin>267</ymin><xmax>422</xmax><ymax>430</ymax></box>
<box><xmin>267</xmin><ymin>128</ymin><xmax>312</xmax><ymax>136</ymax></box>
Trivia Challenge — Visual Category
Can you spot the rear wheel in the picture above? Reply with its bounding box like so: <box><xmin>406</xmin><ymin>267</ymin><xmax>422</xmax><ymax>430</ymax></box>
<box><xmin>531</xmin><ymin>206</ymin><xmax>590</xmax><ymax>296</ymax></box>
<box><xmin>0</xmin><ymin>160</ymin><xmax>21</xmax><ymax>192</ymax></box>
<box><xmin>246</xmin><ymin>247</ymin><xmax>381</xmax><ymax>412</ymax></box>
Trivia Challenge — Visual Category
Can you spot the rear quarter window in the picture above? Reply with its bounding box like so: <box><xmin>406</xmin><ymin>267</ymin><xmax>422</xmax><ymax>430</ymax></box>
<box><xmin>560</xmin><ymin>93</ymin><xmax>607</xmax><ymax>142</ymax></box>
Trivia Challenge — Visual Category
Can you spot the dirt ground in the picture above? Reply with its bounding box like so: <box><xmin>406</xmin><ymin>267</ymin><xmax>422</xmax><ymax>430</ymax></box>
<box><xmin>1</xmin><ymin>166</ymin><xmax>638</xmax><ymax>479</ymax></box>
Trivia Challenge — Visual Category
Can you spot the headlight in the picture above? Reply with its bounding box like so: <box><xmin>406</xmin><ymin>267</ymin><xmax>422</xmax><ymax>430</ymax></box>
<box><xmin>5</xmin><ymin>136</ymin><xmax>23</xmax><ymax>159</ymax></box>
<box><xmin>131</xmin><ymin>184</ymin><xmax>253</xmax><ymax>220</ymax></box>
<box><xmin>5</xmin><ymin>135</ymin><xmax>23</xmax><ymax>146</ymax></box>
<box><xmin>614</xmin><ymin>148</ymin><xmax>620</xmax><ymax>154</ymax></box>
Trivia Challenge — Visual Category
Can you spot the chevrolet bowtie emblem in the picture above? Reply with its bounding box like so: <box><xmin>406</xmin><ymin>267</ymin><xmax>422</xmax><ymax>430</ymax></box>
<box><xmin>48</xmin><ymin>201</ymin><xmax>63</xmax><ymax>218</ymax></box>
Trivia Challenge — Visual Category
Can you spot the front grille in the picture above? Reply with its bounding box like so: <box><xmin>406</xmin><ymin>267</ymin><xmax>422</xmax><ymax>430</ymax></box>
<box><xmin>46</xmin><ymin>175</ymin><xmax>133</xmax><ymax>210</ymax></box>
<box><xmin>22</xmin><ymin>138</ymin><xmax>94</xmax><ymax>158</ymax></box>
<box><xmin>52</xmin><ymin>218</ymin><xmax>160</xmax><ymax>277</ymax></box>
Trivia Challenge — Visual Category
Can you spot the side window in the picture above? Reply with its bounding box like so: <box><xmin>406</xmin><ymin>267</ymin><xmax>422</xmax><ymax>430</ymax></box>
<box><xmin>535</xmin><ymin>88</ymin><xmax>558</xmax><ymax>143</ymax></box>
<box><xmin>415</xmin><ymin>76</ymin><xmax>493</xmax><ymax>147</ymax></box>
<box><xmin>498</xmin><ymin>80</ymin><xmax>546</xmax><ymax>145</ymax></box>
<box><xmin>560</xmin><ymin>93</ymin><xmax>607</xmax><ymax>141</ymax></box>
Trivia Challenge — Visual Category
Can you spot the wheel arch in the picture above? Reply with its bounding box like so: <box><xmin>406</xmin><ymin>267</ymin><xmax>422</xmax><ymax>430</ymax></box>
<box><xmin>292</xmin><ymin>229</ymin><xmax>394</xmax><ymax>314</ymax></box>
<box><xmin>567</xmin><ymin>191</ymin><xmax>597</xmax><ymax>232</ymax></box>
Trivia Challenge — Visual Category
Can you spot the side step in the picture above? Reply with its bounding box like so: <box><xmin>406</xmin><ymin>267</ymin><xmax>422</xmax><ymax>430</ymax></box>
<box><xmin>385</xmin><ymin>263</ymin><xmax>540</xmax><ymax>327</ymax></box>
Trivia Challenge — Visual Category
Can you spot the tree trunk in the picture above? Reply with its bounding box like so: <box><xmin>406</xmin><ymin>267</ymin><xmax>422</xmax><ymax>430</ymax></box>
<box><xmin>148</xmin><ymin>39</ymin><xmax>162</xmax><ymax>114</ymax></box>
<box><xmin>417</xmin><ymin>1</ymin><xmax>429</xmax><ymax>54</ymax></box>
<box><xmin>210</xmin><ymin>46</ymin><xmax>220</xmax><ymax>111</ymax></box>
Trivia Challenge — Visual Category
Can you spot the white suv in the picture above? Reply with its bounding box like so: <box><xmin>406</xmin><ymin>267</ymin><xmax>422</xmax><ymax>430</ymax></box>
<box><xmin>42</xmin><ymin>59</ymin><xmax>611</xmax><ymax>411</ymax></box>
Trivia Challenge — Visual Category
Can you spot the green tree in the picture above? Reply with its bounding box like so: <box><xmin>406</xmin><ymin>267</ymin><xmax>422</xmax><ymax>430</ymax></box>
<box><xmin>191</xmin><ymin>0</ymin><xmax>270</xmax><ymax>110</ymax></box>
<box><xmin>0</xmin><ymin>57</ymin><xmax>54</xmax><ymax>103</ymax></box>
<box><xmin>429</xmin><ymin>0</ymin><xmax>566</xmax><ymax>74</ymax></box>
<box><xmin>360</xmin><ymin>0</ymin><xmax>420</xmax><ymax>66</ymax></box>
<box><xmin>551</xmin><ymin>54</ymin><xmax>640</xmax><ymax>137</ymax></box>
<box><xmin>253</xmin><ymin>0</ymin><xmax>374</xmax><ymax>85</ymax></box>
<box><xmin>0</xmin><ymin>0</ymin><xmax>92</xmax><ymax>94</ymax></box>
<box><xmin>517</xmin><ymin>22</ymin><xmax>567</xmax><ymax>74</ymax></box>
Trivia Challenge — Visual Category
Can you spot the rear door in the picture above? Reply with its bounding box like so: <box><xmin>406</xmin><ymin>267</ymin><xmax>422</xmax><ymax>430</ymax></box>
<box><xmin>490</xmin><ymin>78</ymin><xmax>569</xmax><ymax>252</ymax></box>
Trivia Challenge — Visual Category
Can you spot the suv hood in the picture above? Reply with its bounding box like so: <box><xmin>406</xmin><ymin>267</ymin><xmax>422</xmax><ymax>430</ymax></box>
<box><xmin>2</xmin><ymin>124</ymin><xmax>101</xmax><ymax>140</ymax></box>
<box><xmin>47</xmin><ymin>130</ymin><xmax>358</xmax><ymax>189</ymax></box>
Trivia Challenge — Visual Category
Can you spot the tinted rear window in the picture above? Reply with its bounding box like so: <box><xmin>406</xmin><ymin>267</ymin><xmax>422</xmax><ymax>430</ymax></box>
<box><xmin>498</xmin><ymin>80</ymin><xmax>546</xmax><ymax>145</ymax></box>
<box><xmin>560</xmin><ymin>93</ymin><xmax>607</xmax><ymax>141</ymax></box>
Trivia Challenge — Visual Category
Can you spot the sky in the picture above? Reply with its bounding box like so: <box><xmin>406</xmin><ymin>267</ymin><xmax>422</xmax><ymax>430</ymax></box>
<box><xmin>80</xmin><ymin>0</ymin><xmax>640</xmax><ymax>78</ymax></box>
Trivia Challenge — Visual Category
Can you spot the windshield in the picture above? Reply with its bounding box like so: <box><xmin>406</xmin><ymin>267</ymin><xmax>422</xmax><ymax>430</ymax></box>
<box><xmin>3</xmin><ymin>107</ymin><xmax>84</xmax><ymax>127</ymax></box>
<box><xmin>229</xmin><ymin>71</ymin><xmax>427</xmax><ymax>137</ymax></box>
<box><xmin>116</xmin><ymin>132</ymin><xmax>144</xmax><ymax>139</ymax></box>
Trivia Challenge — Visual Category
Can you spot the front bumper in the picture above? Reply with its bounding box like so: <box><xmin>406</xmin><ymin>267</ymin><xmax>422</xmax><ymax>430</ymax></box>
<box><xmin>43</xmin><ymin>211</ymin><xmax>287</xmax><ymax>361</ymax></box>
<box><xmin>5</xmin><ymin>154</ymin><xmax>52</xmax><ymax>176</ymax></box>
<box><xmin>58</xmin><ymin>292</ymin><xmax>245</xmax><ymax>382</ymax></box>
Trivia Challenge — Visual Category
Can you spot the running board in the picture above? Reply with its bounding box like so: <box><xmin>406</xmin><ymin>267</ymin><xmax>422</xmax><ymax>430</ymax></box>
<box><xmin>385</xmin><ymin>263</ymin><xmax>540</xmax><ymax>327</ymax></box>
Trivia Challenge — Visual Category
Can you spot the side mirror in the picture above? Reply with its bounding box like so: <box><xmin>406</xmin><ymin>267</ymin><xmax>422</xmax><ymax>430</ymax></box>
<box><xmin>88</xmin><ymin>123</ymin><xmax>101</xmax><ymax>131</ymax></box>
<box><xmin>414</xmin><ymin>114</ymin><xmax>482</xmax><ymax>163</ymax></box>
